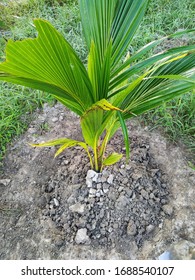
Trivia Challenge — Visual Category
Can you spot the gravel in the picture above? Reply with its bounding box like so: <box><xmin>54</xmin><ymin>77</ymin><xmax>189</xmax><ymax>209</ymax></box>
<box><xmin>39</xmin><ymin>137</ymin><xmax>171</xmax><ymax>249</ymax></box>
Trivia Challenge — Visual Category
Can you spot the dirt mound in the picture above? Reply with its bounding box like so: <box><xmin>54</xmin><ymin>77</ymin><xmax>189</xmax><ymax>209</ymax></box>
<box><xmin>0</xmin><ymin>103</ymin><xmax>194</xmax><ymax>259</ymax></box>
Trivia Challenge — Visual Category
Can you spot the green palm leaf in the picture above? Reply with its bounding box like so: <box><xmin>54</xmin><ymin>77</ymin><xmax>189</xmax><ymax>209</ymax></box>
<box><xmin>79</xmin><ymin>0</ymin><xmax>149</xmax><ymax>67</ymax></box>
<box><xmin>120</xmin><ymin>53</ymin><xmax>195</xmax><ymax>117</ymax></box>
<box><xmin>0</xmin><ymin>19</ymin><xmax>94</xmax><ymax>115</ymax></box>
<box><xmin>0</xmin><ymin>0</ymin><xmax>195</xmax><ymax>172</ymax></box>
<box><xmin>80</xmin><ymin>0</ymin><xmax>149</xmax><ymax>101</ymax></box>
<box><xmin>111</xmin><ymin>0</ymin><xmax>149</xmax><ymax>67</ymax></box>
<box><xmin>109</xmin><ymin>44</ymin><xmax>195</xmax><ymax>94</ymax></box>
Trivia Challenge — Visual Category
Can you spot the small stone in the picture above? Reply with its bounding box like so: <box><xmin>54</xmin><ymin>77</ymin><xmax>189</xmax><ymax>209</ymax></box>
<box><xmin>47</xmin><ymin>185</ymin><xmax>54</xmax><ymax>193</ymax></box>
<box><xmin>126</xmin><ymin>189</ymin><xmax>133</xmax><ymax>197</ymax></box>
<box><xmin>102</xmin><ymin>170</ymin><xmax>109</xmax><ymax>178</ymax></box>
<box><xmin>151</xmin><ymin>169</ymin><xmax>159</xmax><ymax>177</ymax></box>
<box><xmin>67</xmin><ymin>194</ymin><xmax>76</xmax><ymax>204</ymax></box>
<box><xmin>103</xmin><ymin>182</ymin><xmax>109</xmax><ymax>188</ymax></box>
<box><xmin>108</xmin><ymin>227</ymin><xmax>113</xmax><ymax>233</ymax></box>
<box><xmin>63</xmin><ymin>223</ymin><xmax>69</xmax><ymax>230</ymax></box>
<box><xmin>119</xmin><ymin>169</ymin><xmax>126</xmax><ymax>176</ymax></box>
<box><xmin>99</xmin><ymin>209</ymin><xmax>105</xmax><ymax>219</ymax></box>
<box><xmin>75</xmin><ymin>228</ymin><xmax>90</xmax><ymax>244</ymax></box>
<box><xmin>89</xmin><ymin>188</ymin><xmax>96</xmax><ymax>195</ymax></box>
<box><xmin>37</xmin><ymin>197</ymin><xmax>47</xmax><ymax>209</ymax></box>
<box><xmin>146</xmin><ymin>224</ymin><xmax>155</xmax><ymax>233</ymax></box>
<box><xmin>53</xmin><ymin>198</ymin><xmax>60</xmax><ymax>207</ymax></box>
<box><xmin>127</xmin><ymin>220</ymin><xmax>137</xmax><ymax>236</ymax></box>
<box><xmin>118</xmin><ymin>186</ymin><xmax>124</xmax><ymax>192</ymax></box>
<box><xmin>87</xmin><ymin>170</ymin><xmax>98</xmax><ymax>181</ymax></box>
<box><xmin>78</xmin><ymin>196</ymin><xmax>85</xmax><ymax>202</ymax></box>
<box><xmin>107</xmin><ymin>174</ymin><xmax>114</xmax><ymax>185</ymax></box>
<box><xmin>141</xmin><ymin>189</ymin><xmax>149</xmax><ymax>199</ymax></box>
<box><xmin>161</xmin><ymin>198</ymin><xmax>167</xmax><ymax>204</ymax></box>
<box><xmin>0</xmin><ymin>179</ymin><xmax>11</xmax><ymax>186</ymax></box>
<box><xmin>97</xmin><ymin>183</ymin><xmax>102</xmax><ymax>189</ymax></box>
<box><xmin>155</xmin><ymin>197</ymin><xmax>160</xmax><ymax>203</ymax></box>
<box><xmin>116</xmin><ymin>195</ymin><xmax>129</xmax><ymax>209</ymax></box>
<box><xmin>97</xmin><ymin>202</ymin><xmax>104</xmax><ymax>207</ymax></box>
<box><xmin>101</xmin><ymin>176</ymin><xmax>107</xmax><ymax>183</ymax></box>
<box><xmin>131</xmin><ymin>192</ymin><xmax>136</xmax><ymax>199</ymax></box>
<box><xmin>76</xmin><ymin>217</ymin><xmax>87</xmax><ymax>228</ymax></box>
<box><xmin>148</xmin><ymin>199</ymin><xmax>155</xmax><ymax>206</ymax></box>
<box><xmin>108</xmin><ymin>192</ymin><xmax>117</xmax><ymax>201</ymax></box>
<box><xmin>100</xmin><ymin>190</ymin><xmax>104</xmax><ymax>196</ymax></box>
<box><xmin>113</xmin><ymin>223</ymin><xmax>119</xmax><ymax>229</ymax></box>
<box><xmin>90</xmin><ymin>200</ymin><xmax>96</xmax><ymax>208</ymax></box>
<box><xmin>132</xmin><ymin>173</ymin><xmax>142</xmax><ymax>181</ymax></box>
<box><xmin>86</xmin><ymin>178</ymin><xmax>92</xmax><ymax>188</ymax></box>
<box><xmin>159</xmin><ymin>223</ymin><xmax>163</xmax><ymax>229</ymax></box>
<box><xmin>162</xmin><ymin>204</ymin><xmax>173</xmax><ymax>216</ymax></box>
<box><xmin>149</xmin><ymin>193</ymin><xmax>155</xmax><ymax>199</ymax></box>
<box><xmin>91</xmin><ymin>222</ymin><xmax>96</xmax><ymax>230</ymax></box>
<box><xmin>155</xmin><ymin>178</ymin><xmax>162</xmax><ymax>188</ymax></box>
<box><xmin>96</xmin><ymin>192</ymin><xmax>101</xmax><ymax>197</ymax></box>
<box><xmin>50</xmin><ymin>209</ymin><xmax>56</xmax><ymax>216</ymax></box>
<box><xmin>103</xmin><ymin>188</ymin><xmax>109</xmax><ymax>194</ymax></box>
<box><xmin>28</xmin><ymin>127</ymin><xmax>37</xmax><ymax>134</ymax></box>
<box><xmin>100</xmin><ymin>229</ymin><xmax>106</xmax><ymax>235</ymax></box>
<box><xmin>92</xmin><ymin>174</ymin><xmax>99</xmax><ymax>182</ymax></box>
<box><xmin>52</xmin><ymin>117</ymin><xmax>58</xmax><ymax>122</ymax></box>
<box><xmin>122</xmin><ymin>178</ymin><xmax>129</xmax><ymax>185</ymax></box>
<box><xmin>69</xmin><ymin>203</ymin><xmax>85</xmax><ymax>214</ymax></box>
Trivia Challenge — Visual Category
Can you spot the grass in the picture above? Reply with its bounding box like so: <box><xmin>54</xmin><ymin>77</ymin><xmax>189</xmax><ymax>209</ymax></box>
<box><xmin>0</xmin><ymin>0</ymin><xmax>195</xmax><ymax>163</ymax></box>
<box><xmin>0</xmin><ymin>0</ymin><xmax>83</xmax><ymax>162</ymax></box>
<box><xmin>0</xmin><ymin>83</ymin><xmax>54</xmax><ymax>160</ymax></box>
<box><xmin>137</xmin><ymin>0</ymin><xmax>195</xmax><ymax>163</ymax></box>
<box><xmin>139</xmin><ymin>93</ymin><xmax>195</xmax><ymax>152</ymax></box>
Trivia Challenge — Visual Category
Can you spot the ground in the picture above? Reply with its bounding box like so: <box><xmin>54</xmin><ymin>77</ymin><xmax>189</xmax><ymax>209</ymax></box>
<box><xmin>0</xmin><ymin>103</ymin><xmax>194</xmax><ymax>259</ymax></box>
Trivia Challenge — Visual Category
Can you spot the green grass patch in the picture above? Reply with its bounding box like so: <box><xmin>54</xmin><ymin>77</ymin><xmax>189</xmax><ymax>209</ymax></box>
<box><xmin>139</xmin><ymin>93</ymin><xmax>195</xmax><ymax>150</ymax></box>
<box><xmin>136</xmin><ymin>0</ymin><xmax>195</xmax><ymax>162</ymax></box>
<box><xmin>0</xmin><ymin>0</ymin><xmax>83</xmax><ymax>161</ymax></box>
<box><xmin>0</xmin><ymin>83</ymin><xmax>54</xmax><ymax>161</ymax></box>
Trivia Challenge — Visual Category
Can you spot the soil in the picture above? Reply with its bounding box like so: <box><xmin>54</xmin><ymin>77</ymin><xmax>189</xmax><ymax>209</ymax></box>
<box><xmin>0</xmin><ymin>102</ymin><xmax>194</xmax><ymax>260</ymax></box>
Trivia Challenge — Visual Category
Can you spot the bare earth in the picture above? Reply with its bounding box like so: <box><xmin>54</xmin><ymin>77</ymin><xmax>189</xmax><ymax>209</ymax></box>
<box><xmin>0</xmin><ymin>103</ymin><xmax>194</xmax><ymax>259</ymax></box>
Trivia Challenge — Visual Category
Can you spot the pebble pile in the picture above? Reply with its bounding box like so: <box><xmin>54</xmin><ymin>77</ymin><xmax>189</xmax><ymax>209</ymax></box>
<box><xmin>41</xmin><ymin>139</ymin><xmax>172</xmax><ymax>249</ymax></box>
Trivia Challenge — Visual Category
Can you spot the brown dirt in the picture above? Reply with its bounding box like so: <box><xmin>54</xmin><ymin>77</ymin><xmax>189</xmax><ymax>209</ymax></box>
<box><xmin>0</xmin><ymin>103</ymin><xmax>194</xmax><ymax>259</ymax></box>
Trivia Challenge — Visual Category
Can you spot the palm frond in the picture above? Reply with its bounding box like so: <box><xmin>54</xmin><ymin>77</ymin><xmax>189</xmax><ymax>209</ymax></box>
<box><xmin>0</xmin><ymin>19</ymin><xmax>94</xmax><ymax>115</ymax></box>
<box><xmin>120</xmin><ymin>52</ymin><xmax>195</xmax><ymax>117</ymax></box>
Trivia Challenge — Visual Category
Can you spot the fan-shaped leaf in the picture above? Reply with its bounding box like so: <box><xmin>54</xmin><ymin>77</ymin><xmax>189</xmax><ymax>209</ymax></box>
<box><xmin>0</xmin><ymin>19</ymin><xmax>94</xmax><ymax>115</ymax></box>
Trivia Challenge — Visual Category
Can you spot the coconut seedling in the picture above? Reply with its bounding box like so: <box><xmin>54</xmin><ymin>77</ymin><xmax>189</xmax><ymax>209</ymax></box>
<box><xmin>0</xmin><ymin>0</ymin><xmax>195</xmax><ymax>172</ymax></box>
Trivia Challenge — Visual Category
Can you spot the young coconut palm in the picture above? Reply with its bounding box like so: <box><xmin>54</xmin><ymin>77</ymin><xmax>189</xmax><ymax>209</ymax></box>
<box><xmin>0</xmin><ymin>0</ymin><xmax>195</xmax><ymax>172</ymax></box>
